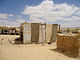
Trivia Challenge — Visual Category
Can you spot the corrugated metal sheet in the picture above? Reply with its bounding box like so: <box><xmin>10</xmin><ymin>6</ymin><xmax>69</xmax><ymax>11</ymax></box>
<box><xmin>46</xmin><ymin>24</ymin><xmax>53</xmax><ymax>43</ymax></box>
<box><xmin>52</xmin><ymin>24</ymin><xmax>58</xmax><ymax>42</ymax></box>
<box><xmin>46</xmin><ymin>24</ymin><xmax>58</xmax><ymax>43</ymax></box>
<box><xmin>21</xmin><ymin>22</ymin><xmax>58</xmax><ymax>44</ymax></box>
<box><xmin>23</xmin><ymin>23</ymin><xmax>31</xmax><ymax>44</ymax></box>
<box><xmin>39</xmin><ymin>24</ymin><xmax>46</xmax><ymax>43</ymax></box>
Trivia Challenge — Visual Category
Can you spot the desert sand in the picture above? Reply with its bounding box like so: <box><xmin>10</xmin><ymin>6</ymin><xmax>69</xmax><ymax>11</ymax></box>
<box><xmin>0</xmin><ymin>35</ymin><xmax>79</xmax><ymax>60</ymax></box>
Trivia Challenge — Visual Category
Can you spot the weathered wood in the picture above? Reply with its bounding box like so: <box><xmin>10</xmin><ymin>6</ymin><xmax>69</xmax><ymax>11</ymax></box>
<box><xmin>46</xmin><ymin>24</ymin><xmax>53</xmax><ymax>43</ymax></box>
<box><xmin>39</xmin><ymin>24</ymin><xmax>46</xmax><ymax>43</ymax></box>
<box><xmin>31</xmin><ymin>23</ymin><xmax>40</xmax><ymax>43</ymax></box>
<box><xmin>21</xmin><ymin>22</ymin><xmax>58</xmax><ymax>44</ymax></box>
<box><xmin>46</xmin><ymin>24</ymin><xmax>58</xmax><ymax>43</ymax></box>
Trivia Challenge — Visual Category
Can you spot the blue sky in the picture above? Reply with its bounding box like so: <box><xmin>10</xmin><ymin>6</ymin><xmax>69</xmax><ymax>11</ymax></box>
<box><xmin>0</xmin><ymin>0</ymin><xmax>80</xmax><ymax>27</ymax></box>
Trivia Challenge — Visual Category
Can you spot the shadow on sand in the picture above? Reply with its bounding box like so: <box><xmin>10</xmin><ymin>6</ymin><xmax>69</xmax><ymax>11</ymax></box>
<box><xmin>50</xmin><ymin>48</ymin><xmax>77</xmax><ymax>58</ymax></box>
<box><xmin>14</xmin><ymin>38</ymin><xmax>23</xmax><ymax>44</ymax></box>
<box><xmin>8</xmin><ymin>38</ymin><xmax>23</xmax><ymax>45</ymax></box>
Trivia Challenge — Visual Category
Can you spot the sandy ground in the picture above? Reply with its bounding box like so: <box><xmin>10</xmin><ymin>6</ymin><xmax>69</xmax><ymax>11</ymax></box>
<box><xmin>0</xmin><ymin>35</ymin><xmax>79</xmax><ymax>60</ymax></box>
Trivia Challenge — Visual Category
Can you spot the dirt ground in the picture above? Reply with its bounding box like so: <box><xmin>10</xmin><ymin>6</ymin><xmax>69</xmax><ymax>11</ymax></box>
<box><xmin>0</xmin><ymin>35</ymin><xmax>79</xmax><ymax>60</ymax></box>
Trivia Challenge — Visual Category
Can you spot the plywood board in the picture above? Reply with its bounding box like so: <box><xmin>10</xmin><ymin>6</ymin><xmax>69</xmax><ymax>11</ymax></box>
<box><xmin>39</xmin><ymin>24</ymin><xmax>46</xmax><ymax>43</ymax></box>
<box><xmin>52</xmin><ymin>24</ymin><xmax>58</xmax><ymax>42</ymax></box>
<box><xmin>31</xmin><ymin>23</ymin><xmax>39</xmax><ymax>42</ymax></box>
<box><xmin>46</xmin><ymin>24</ymin><xmax>53</xmax><ymax>43</ymax></box>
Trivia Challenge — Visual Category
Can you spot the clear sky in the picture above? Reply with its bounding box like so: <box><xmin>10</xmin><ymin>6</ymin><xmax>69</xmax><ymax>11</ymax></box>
<box><xmin>0</xmin><ymin>0</ymin><xmax>80</xmax><ymax>27</ymax></box>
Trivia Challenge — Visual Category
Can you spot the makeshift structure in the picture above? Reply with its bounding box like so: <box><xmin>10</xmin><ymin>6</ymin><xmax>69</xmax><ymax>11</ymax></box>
<box><xmin>20</xmin><ymin>22</ymin><xmax>58</xmax><ymax>44</ymax></box>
